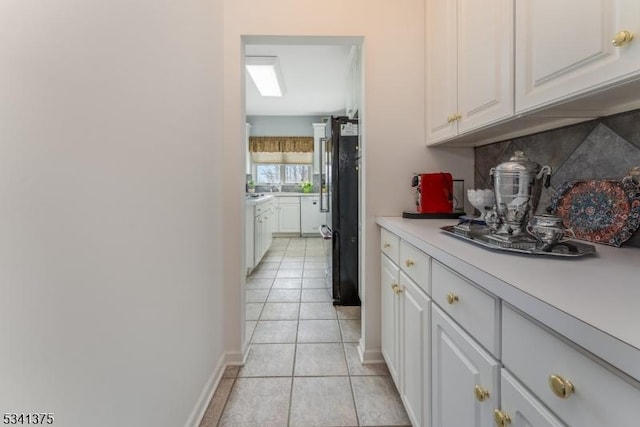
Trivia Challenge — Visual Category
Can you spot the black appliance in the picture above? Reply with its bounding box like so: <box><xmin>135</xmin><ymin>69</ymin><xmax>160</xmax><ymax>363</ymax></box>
<box><xmin>318</xmin><ymin>116</ymin><xmax>360</xmax><ymax>306</ymax></box>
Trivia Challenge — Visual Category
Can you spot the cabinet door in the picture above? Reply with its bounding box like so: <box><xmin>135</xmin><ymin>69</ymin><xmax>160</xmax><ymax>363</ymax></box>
<box><xmin>457</xmin><ymin>0</ymin><xmax>514</xmax><ymax>133</ymax></box>
<box><xmin>499</xmin><ymin>369</ymin><xmax>566</xmax><ymax>427</ymax></box>
<box><xmin>515</xmin><ymin>0</ymin><xmax>640</xmax><ymax>113</ymax></box>
<box><xmin>399</xmin><ymin>272</ymin><xmax>431</xmax><ymax>427</ymax></box>
<box><xmin>426</xmin><ymin>0</ymin><xmax>458</xmax><ymax>144</ymax></box>
<box><xmin>279</xmin><ymin>202</ymin><xmax>301</xmax><ymax>233</ymax></box>
<box><xmin>432</xmin><ymin>305</ymin><xmax>500</xmax><ymax>427</ymax></box>
<box><xmin>381</xmin><ymin>254</ymin><xmax>401</xmax><ymax>386</ymax></box>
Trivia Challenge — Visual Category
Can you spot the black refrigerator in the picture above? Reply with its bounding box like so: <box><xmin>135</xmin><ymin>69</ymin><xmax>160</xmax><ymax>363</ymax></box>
<box><xmin>319</xmin><ymin>116</ymin><xmax>360</xmax><ymax>306</ymax></box>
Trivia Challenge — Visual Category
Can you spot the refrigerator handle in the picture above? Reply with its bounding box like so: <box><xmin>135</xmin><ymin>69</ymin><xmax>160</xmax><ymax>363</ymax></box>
<box><xmin>319</xmin><ymin>137</ymin><xmax>327</xmax><ymax>212</ymax></box>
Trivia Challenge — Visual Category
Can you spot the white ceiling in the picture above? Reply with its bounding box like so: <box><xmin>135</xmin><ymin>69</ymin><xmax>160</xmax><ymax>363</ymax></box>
<box><xmin>245</xmin><ymin>43</ymin><xmax>354</xmax><ymax>117</ymax></box>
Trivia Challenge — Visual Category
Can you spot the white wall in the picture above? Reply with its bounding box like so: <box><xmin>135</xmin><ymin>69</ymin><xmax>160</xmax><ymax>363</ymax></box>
<box><xmin>247</xmin><ymin>115</ymin><xmax>323</xmax><ymax>136</ymax></box>
<box><xmin>223</xmin><ymin>1</ymin><xmax>474</xmax><ymax>361</ymax></box>
<box><xmin>0</xmin><ymin>1</ymin><xmax>225</xmax><ymax>426</ymax></box>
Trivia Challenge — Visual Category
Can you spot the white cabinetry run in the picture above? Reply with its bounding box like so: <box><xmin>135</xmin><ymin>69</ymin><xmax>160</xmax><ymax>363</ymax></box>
<box><xmin>425</xmin><ymin>0</ymin><xmax>514</xmax><ymax>145</ymax></box>
<box><xmin>515</xmin><ymin>0</ymin><xmax>640</xmax><ymax>114</ymax></box>
<box><xmin>245</xmin><ymin>196</ymin><xmax>273</xmax><ymax>274</ymax></box>
<box><xmin>377</xmin><ymin>218</ymin><xmax>640</xmax><ymax>427</ymax></box>
<box><xmin>276</xmin><ymin>196</ymin><xmax>301</xmax><ymax>234</ymax></box>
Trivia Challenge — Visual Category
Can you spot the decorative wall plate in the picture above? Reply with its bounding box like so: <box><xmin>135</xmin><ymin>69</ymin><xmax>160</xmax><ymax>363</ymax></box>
<box><xmin>550</xmin><ymin>179</ymin><xmax>640</xmax><ymax>247</ymax></box>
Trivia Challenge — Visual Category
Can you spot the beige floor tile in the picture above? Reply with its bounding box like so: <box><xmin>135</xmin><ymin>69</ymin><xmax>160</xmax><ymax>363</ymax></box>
<box><xmin>239</xmin><ymin>344</ymin><xmax>295</xmax><ymax>377</ymax></box>
<box><xmin>245</xmin><ymin>303</ymin><xmax>264</xmax><ymax>321</ymax></box>
<box><xmin>253</xmin><ymin>261</ymin><xmax>280</xmax><ymax>271</ymax></box>
<box><xmin>282</xmin><ymin>256</ymin><xmax>305</xmax><ymax>262</ymax></box>
<box><xmin>303</xmin><ymin>269</ymin><xmax>326</xmax><ymax>278</ymax></box>
<box><xmin>246</xmin><ymin>289</ymin><xmax>269</xmax><ymax>303</ymax></box>
<box><xmin>301</xmin><ymin>278</ymin><xmax>326</xmax><ymax>289</ymax></box>
<box><xmin>260</xmin><ymin>303</ymin><xmax>300</xmax><ymax>320</ymax></box>
<box><xmin>336</xmin><ymin>305</ymin><xmax>361</xmax><ymax>319</ymax></box>
<box><xmin>276</xmin><ymin>268</ymin><xmax>304</xmax><ymax>279</ymax></box>
<box><xmin>272</xmin><ymin>278</ymin><xmax>303</xmax><ymax>289</ymax></box>
<box><xmin>199</xmin><ymin>378</ymin><xmax>234</xmax><ymax>427</ymax></box>
<box><xmin>299</xmin><ymin>302</ymin><xmax>337</xmax><ymax>320</ymax></box>
<box><xmin>245</xmin><ymin>277</ymin><xmax>274</xmax><ymax>289</ymax></box>
<box><xmin>249</xmin><ymin>269</ymin><xmax>278</xmax><ymax>279</ymax></box>
<box><xmin>344</xmin><ymin>343</ymin><xmax>390</xmax><ymax>376</ymax></box>
<box><xmin>289</xmin><ymin>377</ymin><xmax>357</xmax><ymax>427</ymax></box>
<box><xmin>351</xmin><ymin>376</ymin><xmax>411</xmax><ymax>426</ymax></box>
<box><xmin>251</xmin><ymin>320</ymin><xmax>298</xmax><ymax>344</ymax></box>
<box><xmin>294</xmin><ymin>343</ymin><xmax>348</xmax><ymax>376</ymax></box>
<box><xmin>301</xmin><ymin>288</ymin><xmax>332</xmax><ymax>302</ymax></box>
<box><xmin>267</xmin><ymin>289</ymin><xmax>301</xmax><ymax>303</ymax></box>
<box><xmin>303</xmin><ymin>261</ymin><xmax>326</xmax><ymax>269</ymax></box>
<box><xmin>245</xmin><ymin>321</ymin><xmax>257</xmax><ymax>343</ymax></box>
<box><xmin>280</xmin><ymin>261</ymin><xmax>304</xmax><ymax>269</ymax></box>
<box><xmin>218</xmin><ymin>377</ymin><xmax>291</xmax><ymax>427</ymax></box>
<box><xmin>297</xmin><ymin>319</ymin><xmax>341</xmax><ymax>343</ymax></box>
<box><xmin>340</xmin><ymin>319</ymin><xmax>361</xmax><ymax>343</ymax></box>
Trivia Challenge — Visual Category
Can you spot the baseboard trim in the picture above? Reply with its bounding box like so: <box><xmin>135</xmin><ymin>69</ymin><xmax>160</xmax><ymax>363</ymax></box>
<box><xmin>184</xmin><ymin>348</ymin><xmax>249</xmax><ymax>427</ymax></box>
<box><xmin>358</xmin><ymin>342</ymin><xmax>384</xmax><ymax>364</ymax></box>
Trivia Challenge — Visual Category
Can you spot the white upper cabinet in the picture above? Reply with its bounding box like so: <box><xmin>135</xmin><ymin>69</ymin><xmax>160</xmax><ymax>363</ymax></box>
<box><xmin>426</xmin><ymin>0</ymin><xmax>514</xmax><ymax>145</ymax></box>
<box><xmin>515</xmin><ymin>0</ymin><xmax>640</xmax><ymax>114</ymax></box>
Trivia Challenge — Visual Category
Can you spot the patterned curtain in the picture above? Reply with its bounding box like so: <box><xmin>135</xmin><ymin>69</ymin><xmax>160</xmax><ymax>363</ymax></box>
<box><xmin>249</xmin><ymin>136</ymin><xmax>314</xmax><ymax>153</ymax></box>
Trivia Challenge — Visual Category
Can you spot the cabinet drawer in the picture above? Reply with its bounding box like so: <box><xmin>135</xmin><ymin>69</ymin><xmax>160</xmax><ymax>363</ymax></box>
<box><xmin>432</xmin><ymin>261</ymin><xmax>499</xmax><ymax>357</ymax></box>
<box><xmin>399</xmin><ymin>240</ymin><xmax>430</xmax><ymax>295</ymax></box>
<box><xmin>503</xmin><ymin>304</ymin><xmax>640</xmax><ymax>427</ymax></box>
<box><xmin>380</xmin><ymin>228</ymin><xmax>400</xmax><ymax>265</ymax></box>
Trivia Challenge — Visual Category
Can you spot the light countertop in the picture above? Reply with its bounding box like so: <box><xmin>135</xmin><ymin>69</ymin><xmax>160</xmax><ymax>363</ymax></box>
<box><xmin>377</xmin><ymin>217</ymin><xmax>640</xmax><ymax>382</ymax></box>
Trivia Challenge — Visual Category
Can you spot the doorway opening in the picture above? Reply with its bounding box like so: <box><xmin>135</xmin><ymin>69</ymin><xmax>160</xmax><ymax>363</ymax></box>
<box><xmin>241</xmin><ymin>35</ymin><xmax>364</xmax><ymax>346</ymax></box>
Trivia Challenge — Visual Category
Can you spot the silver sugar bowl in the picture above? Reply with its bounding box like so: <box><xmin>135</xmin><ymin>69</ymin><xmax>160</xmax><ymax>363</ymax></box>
<box><xmin>527</xmin><ymin>214</ymin><xmax>575</xmax><ymax>250</ymax></box>
<box><xmin>489</xmin><ymin>151</ymin><xmax>552</xmax><ymax>237</ymax></box>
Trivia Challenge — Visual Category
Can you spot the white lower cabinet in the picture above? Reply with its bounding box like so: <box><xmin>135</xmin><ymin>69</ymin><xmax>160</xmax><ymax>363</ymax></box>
<box><xmin>399</xmin><ymin>271</ymin><xmax>431</xmax><ymax>427</ymax></box>
<box><xmin>277</xmin><ymin>197</ymin><xmax>301</xmax><ymax>233</ymax></box>
<box><xmin>381</xmin><ymin>253</ymin><xmax>431</xmax><ymax>427</ymax></box>
<box><xmin>499</xmin><ymin>368</ymin><xmax>565</xmax><ymax>427</ymax></box>
<box><xmin>381</xmin><ymin>253</ymin><xmax>401</xmax><ymax>385</ymax></box>
<box><xmin>431</xmin><ymin>305</ymin><xmax>500</xmax><ymax>427</ymax></box>
<box><xmin>379</xmin><ymin>224</ymin><xmax>640</xmax><ymax>427</ymax></box>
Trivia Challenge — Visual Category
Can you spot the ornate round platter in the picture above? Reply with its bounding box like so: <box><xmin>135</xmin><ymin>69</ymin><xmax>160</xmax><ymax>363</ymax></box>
<box><xmin>550</xmin><ymin>179</ymin><xmax>640</xmax><ymax>247</ymax></box>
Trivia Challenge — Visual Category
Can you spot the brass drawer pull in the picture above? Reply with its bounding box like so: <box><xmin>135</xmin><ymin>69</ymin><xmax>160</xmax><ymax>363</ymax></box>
<box><xmin>549</xmin><ymin>374</ymin><xmax>574</xmax><ymax>399</ymax></box>
<box><xmin>474</xmin><ymin>385</ymin><xmax>490</xmax><ymax>402</ymax></box>
<box><xmin>405</xmin><ymin>259</ymin><xmax>415</xmax><ymax>267</ymax></box>
<box><xmin>612</xmin><ymin>30</ymin><xmax>634</xmax><ymax>47</ymax></box>
<box><xmin>383</xmin><ymin>242</ymin><xmax>391</xmax><ymax>249</ymax></box>
<box><xmin>494</xmin><ymin>410</ymin><xmax>511</xmax><ymax>427</ymax></box>
<box><xmin>447</xmin><ymin>293</ymin><xmax>459</xmax><ymax>305</ymax></box>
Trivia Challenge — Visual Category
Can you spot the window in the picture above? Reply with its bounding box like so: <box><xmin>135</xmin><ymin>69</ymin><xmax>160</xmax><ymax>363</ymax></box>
<box><xmin>256</xmin><ymin>164</ymin><xmax>311</xmax><ymax>185</ymax></box>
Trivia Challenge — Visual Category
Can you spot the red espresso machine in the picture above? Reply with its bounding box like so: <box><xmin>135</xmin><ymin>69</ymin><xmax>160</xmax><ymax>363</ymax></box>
<box><xmin>403</xmin><ymin>172</ymin><xmax>464</xmax><ymax>218</ymax></box>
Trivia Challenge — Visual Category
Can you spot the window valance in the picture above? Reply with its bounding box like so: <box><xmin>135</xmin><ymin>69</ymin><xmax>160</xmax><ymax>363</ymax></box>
<box><xmin>249</xmin><ymin>136</ymin><xmax>314</xmax><ymax>153</ymax></box>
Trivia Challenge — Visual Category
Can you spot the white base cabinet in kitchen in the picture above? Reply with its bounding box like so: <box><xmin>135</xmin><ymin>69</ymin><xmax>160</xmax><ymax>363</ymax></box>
<box><xmin>276</xmin><ymin>196</ymin><xmax>301</xmax><ymax>234</ymax></box>
<box><xmin>431</xmin><ymin>305</ymin><xmax>500</xmax><ymax>427</ymax></box>
<box><xmin>245</xmin><ymin>196</ymin><xmax>273</xmax><ymax>274</ymax></box>
<box><xmin>300</xmin><ymin>196</ymin><xmax>325</xmax><ymax>235</ymax></box>
<box><xmin>381</xmin><ymin>233</ymin><xmax>431</xmax><ymax>427</ymax></box>
<box><xmin>378</xmin><ymin>219</ymin><xmax>640</xmax><ymax>427</ymax></box>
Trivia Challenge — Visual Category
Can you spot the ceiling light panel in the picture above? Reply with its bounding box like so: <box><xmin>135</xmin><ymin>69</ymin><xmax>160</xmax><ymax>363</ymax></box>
<box><xmin>245</xmin><ymin>56</ymin><xmax>286</xmax><ymax>97</ymax></box>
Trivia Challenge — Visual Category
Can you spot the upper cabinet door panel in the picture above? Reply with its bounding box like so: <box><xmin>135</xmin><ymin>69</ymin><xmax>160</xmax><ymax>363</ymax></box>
<box><xmin>516</xmin><ymin>0</ymin><xmax>640</xmax><ymax>113</ymax></box>
<box><xmin>457</xmin><ymin>0</ymin><xmax>514</xmax><ymax>133</ymax></box>
<box><xmin>425</xmin><ymin>0</ymin><xmax>459</xmax><ymax>143</ymax></box>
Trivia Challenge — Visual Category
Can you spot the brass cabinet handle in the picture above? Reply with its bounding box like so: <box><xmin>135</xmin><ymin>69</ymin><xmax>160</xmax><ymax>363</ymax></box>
<box><xmin>454</xmin><ymin>113</ymin><xmax>462</xmax><ymax>121</ymax></box>
<box><xmin>383</xmin><ymin>242</ymin><xmax>391</xmax><ymax>249</ymax></box>
<box><xmin>447</xmin><ymin>115</ymin><xmax>454</xmax><ymax>123</ymax></box>
<box><xmin>612</xmin><ymin>30</ymin><xmax>634</xmax><ymax>47</ymax></box>
<box><xmin>474</xmin><ymin>385</ymin><xmax>490</xmax><ymax>402</ymax></box>
<box><xmin>494</xmin><ymin>410</ymin><xmax>511</xmax><ymax>427</ymax></box>
<box><xmin>549</xmin><ymin>374</ymin><xmax>574</xmax><ymax>399</ymax></box>
<box><xmin>390</xmin><ymin>283</ymin><xmax>397</xmax><ymax>291</ymax></box>
<box><xmin>447</xmin><ymin>292</ymin><xmax>459</xmax><ymax>304</ymax></box>
<box><xmin>405</xmin><ymin>259</ymin><xmax>415</xmax><ymax>267</ymax></box>
<box><xmin>395</xmin><ymin>285</ymin><xmax>404</xmax><ymax>294</ymax></box>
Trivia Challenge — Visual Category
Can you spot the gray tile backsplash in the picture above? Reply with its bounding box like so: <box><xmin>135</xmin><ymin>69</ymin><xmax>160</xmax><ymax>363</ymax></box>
<box><xmin>475</xmin><ymin>108</ymin><xmax>640</xmax><ymax>247</ymax></box>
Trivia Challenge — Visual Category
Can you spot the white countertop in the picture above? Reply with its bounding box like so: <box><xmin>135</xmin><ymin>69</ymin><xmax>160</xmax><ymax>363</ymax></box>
<box><xmin>377</xmin><ymin>217</ymin><xmax>640</xmax><ymax>382</ymax></box>
<box><xmin>245</xmin><ymin>194</ymin><xmax>274</xmax><ymax>206</ymax></box>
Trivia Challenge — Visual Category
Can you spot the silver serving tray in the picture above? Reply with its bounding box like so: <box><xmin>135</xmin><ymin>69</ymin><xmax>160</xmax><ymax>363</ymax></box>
<box><xmin>441</xmin><ymin>225</ymin><xmax>596</xmax><ymax>257</ymax></box>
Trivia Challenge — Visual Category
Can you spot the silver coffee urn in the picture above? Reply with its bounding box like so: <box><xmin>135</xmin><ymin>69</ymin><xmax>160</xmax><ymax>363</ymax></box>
<box><xmin>487</xmin><ymin>151</ymin><xmax>552</xmax><ymax>241</ymax></box>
